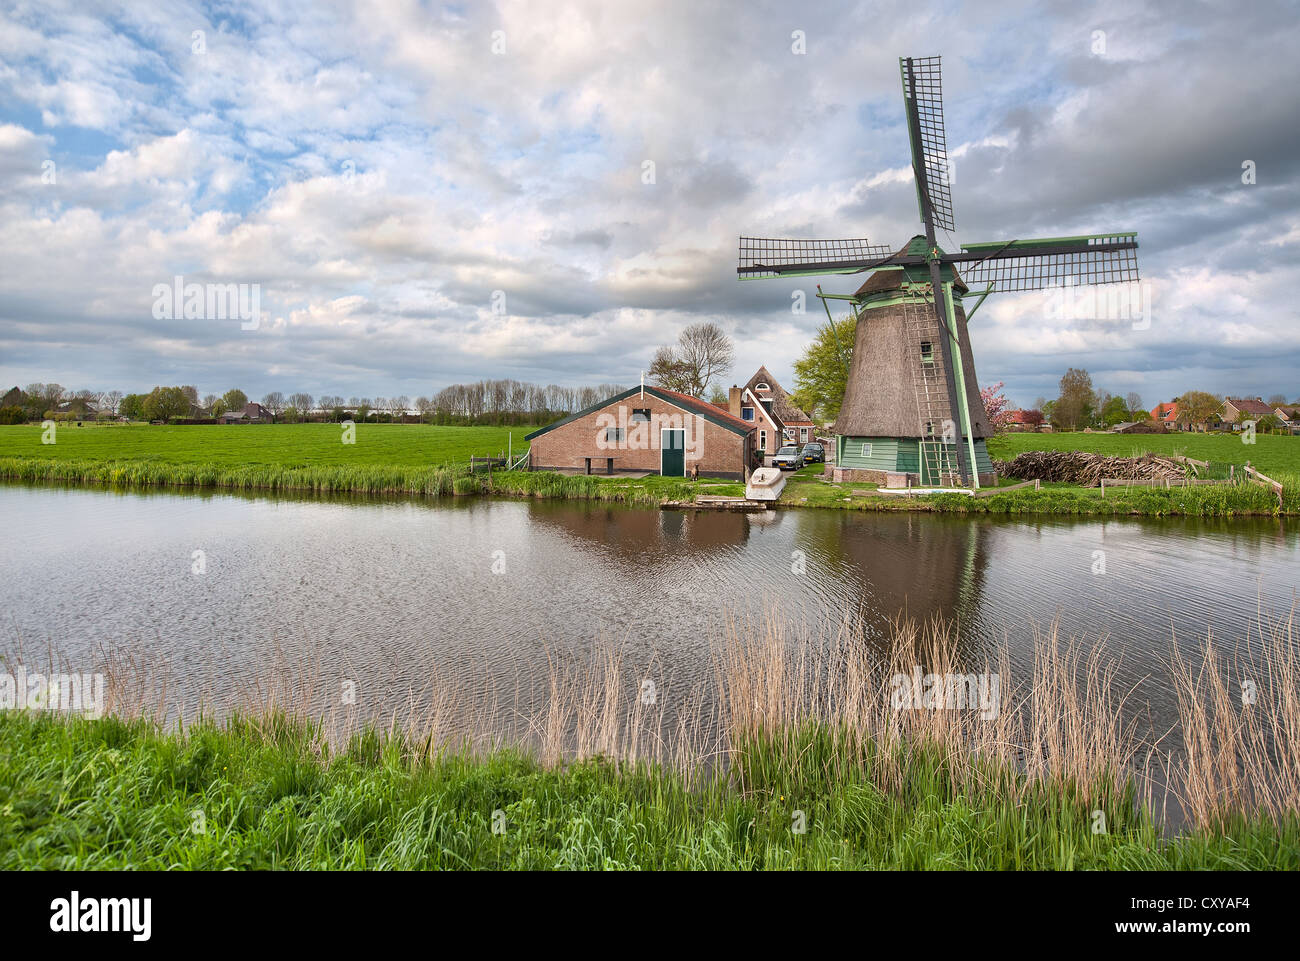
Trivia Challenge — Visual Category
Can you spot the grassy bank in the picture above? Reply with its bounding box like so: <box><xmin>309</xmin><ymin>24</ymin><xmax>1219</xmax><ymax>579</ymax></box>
<box><xmin>3</xmin><ymin>611</ymin><xmax>1298</xmax><ymax>870</ymax></box>
<box><xmin>3</xmin><ymin>711</ymin><xmax>1292</xmax><ymax>870</ymax></box>
<box><xmin>1</xmin><ymin>422</ymin><xmax>1295</xmax><ymax>515</ymax></box>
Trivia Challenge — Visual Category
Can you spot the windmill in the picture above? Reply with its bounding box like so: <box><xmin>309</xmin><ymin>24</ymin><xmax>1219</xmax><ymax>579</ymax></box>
<box><xmin>738</xmin><ymin>56</ymin><xmax>1139</xmax><ymax>488</ymax></box>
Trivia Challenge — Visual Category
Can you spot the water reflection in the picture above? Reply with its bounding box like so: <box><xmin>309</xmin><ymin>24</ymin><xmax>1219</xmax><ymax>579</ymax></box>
<box><xmin>1</xmin><ymin>483</ymin><xmax>1296</xmax><ymax>744</ymax></box>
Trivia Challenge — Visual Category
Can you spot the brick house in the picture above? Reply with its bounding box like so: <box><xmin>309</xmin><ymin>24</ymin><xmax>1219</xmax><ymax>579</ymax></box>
<box><xmin>732</xmin><ymin>366</ymin><xmax>816</xmax><ymax>449</ymax></box>
<box><xmin>1222</xmin><ymin>397</ymin><xmax>1275</xmax><ymax>424</ymax></box>
<box><xmin>1150</xmin><ymin>402</ymin><xmax>1179</xmax><ymax>428</ymax></box>
<box><xmin>1273</xmin><ymin>405</ymin><xmax>1300</xmax><ymax>432</ymax></box>
<box><xmin>525</xmin><ymin>385</ymin><xmax>757</xmax><ymax>479</ymax></box>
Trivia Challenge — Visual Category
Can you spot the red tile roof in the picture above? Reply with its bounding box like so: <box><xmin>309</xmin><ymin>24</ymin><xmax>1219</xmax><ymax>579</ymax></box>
<box><xmin>655</xmin><ymin>387</ymin><xmax>754</xmax><ymax>431</ymax></box>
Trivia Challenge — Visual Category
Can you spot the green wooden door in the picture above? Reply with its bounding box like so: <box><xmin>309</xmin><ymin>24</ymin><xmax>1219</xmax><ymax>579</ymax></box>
<box><xmin>660</xmin><ymin>429</ymin><xmax>685</xmax><ymax>476</ymax></box>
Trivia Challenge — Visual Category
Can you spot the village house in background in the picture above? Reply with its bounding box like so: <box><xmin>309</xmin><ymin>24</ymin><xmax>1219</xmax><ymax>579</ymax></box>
<box><xmin>525</xmin><ymin>385</ymin><xmax>757</xmax><ymax>479</ymax></box>
<box><xmin>219</xmin><ymin>402</ymin><xmax>275</xmax><ymax>424</ymax></box>
<box><xmin>1222</xmin><ymin>397</ymin><xmax>1275</xmax><ymax>425</ymax></box>
<box><xmin>1150</xmin><ymin>401</ymin><xmax>1180</xmax><ymax>429</ymax></box>
<box><xmin>718</xmin><ymin>366</ymin><xmax>817</xmax><ymax>464</ymax></box>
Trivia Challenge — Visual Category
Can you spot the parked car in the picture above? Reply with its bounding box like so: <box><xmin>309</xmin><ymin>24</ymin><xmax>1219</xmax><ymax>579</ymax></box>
<box><xmin>799</xmin><ymin>443</ymin><xmax>825</xmax><ymax>466</ymax></box>
<box><xmin>772</xmin><ymin>445</ymin><xmax>801</xmax><ymax>470</ymax></box>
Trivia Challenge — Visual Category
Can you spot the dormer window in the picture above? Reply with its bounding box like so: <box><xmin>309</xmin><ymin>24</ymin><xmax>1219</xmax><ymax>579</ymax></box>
<box><xmin>755</xmin><ymin>383</ymin><xmax>770</xmax><ymax>392</ymax></box>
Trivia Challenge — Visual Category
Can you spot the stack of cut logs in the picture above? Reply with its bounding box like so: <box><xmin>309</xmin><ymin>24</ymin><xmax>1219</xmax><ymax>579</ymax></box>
<box><xmin>993</xmin><ymin>451</ymin><xmax>1186</xmax><ymax>486</ymax></box>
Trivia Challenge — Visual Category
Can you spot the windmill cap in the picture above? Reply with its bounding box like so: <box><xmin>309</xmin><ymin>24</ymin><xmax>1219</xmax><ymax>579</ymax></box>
<box><xmin>852</xmin><ymin>235</ymin><xmax>967</xmax><ymax>298</ymax></box>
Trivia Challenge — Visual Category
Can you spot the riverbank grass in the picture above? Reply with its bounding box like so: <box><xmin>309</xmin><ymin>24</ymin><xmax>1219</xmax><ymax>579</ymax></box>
<box><xmin>2</xmin><ymin>711</ymin><xmax>1293</xmax><ymax>870</ymax></box>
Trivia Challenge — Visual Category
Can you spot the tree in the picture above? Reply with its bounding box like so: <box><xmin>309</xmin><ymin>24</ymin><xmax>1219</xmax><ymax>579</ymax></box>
<box><xmin>647</xmin><ymin>345</ymin><xmax>694</xmax><ymax>394</ymax></box>
<box><xmin>1101</xmin><ymin>394</ymin><xmax>1129</xmax><ymax>426</ymax></box>
<box><xmin>708</xmin><ymin>386</ymin><xmax>727</xmax><ymax>407</ymax></box>
<box><xmin>289</xmin><ymin>393</ymin><xmax>313</xmax><ymax>420</ymax></box>
<box><xmin>142</xmin><ymin>386</ymin><xmax>190</xmax><ymax>422</ymax></box>
<box><xmin>223</xmin><ymin>389</ymin><xmax>248</xmax><ymax>412</ymax></box>
<box><xmin>261</xmin><ymin>391</ymin><xmax>285</xmax><ymax>419</ymax></box>
<box><xmin>1020</xmin><ymin>408</ymin><xmax>1045</xmax><ymax>429</ymax></box>
<box><xmin>211</xmin><ymin>397</ymin><xmax>229</xmax><ymax>417</ymax></box>
<box><xmin>1267</xmin><ymin>393</ymin><xmax>1289</xmax><ymax>408</ymax></box>
<box><xmin>676</xmin><ymin>322</ymin><xmax>734</xmax><ymax>396</ymax></box>
<box><xmin>120</xmin><ymin>393</ymin><xmax>146</xmax><ymax>420</ymax></box>
<box><xmin>1176</xmin><ymin>390</ymin><xmax>1222</xmax><ymax>432</ymax></box>
<box><xmin>201</xmin><ymin>393</ymin><xmax>219</xmax><ymax>413</ymax></box>
<box><xmin>180</xmin><ymin>385</ymin><xmax>199</xmax><ymax>407</ymax></box>
<box><xmin>1054</xmin><ymin>368</ymin><xmax>1095</xmax><ymax>430</ymax></box>
<box><xmin>648</xmin><ymin>323</ymin><xmax>734</xmax><ymax>397</ymax></box>
<box><xmin>391</xmin><ymin>395</ymin><xmax>409</xmax><ymax>421</ymax></box>
<box><xmin>99</xmin><ymin>390</ymin><xmax>123</xmax><ymax>416</ymax></box>
<box><xmin>792</xmin><ymin>310</ymin><xmax>856</xmax><ymax>423</ymax></box>
<box><xmin>980</xmin><ymin>381</ymin><xmax>1013</xmax><ymax>430</ymax></box>
<box><xmin>1125</xmin><ymin>392</ymin><xmax>1144</xmax><ymax>417</ymax></box>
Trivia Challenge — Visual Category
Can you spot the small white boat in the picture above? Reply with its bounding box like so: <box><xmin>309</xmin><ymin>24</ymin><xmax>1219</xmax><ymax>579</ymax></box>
<box><xmin>745</xmin><ymin>467</ymin><xmax>787</xmax><ymax>501</ymax></box>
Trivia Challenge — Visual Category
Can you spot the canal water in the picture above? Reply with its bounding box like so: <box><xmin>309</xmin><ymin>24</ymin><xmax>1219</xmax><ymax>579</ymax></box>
<box><xmin>2</xmin><ymin>483</ymin><xmax>1297</xmax><ymax>745</ymax></box>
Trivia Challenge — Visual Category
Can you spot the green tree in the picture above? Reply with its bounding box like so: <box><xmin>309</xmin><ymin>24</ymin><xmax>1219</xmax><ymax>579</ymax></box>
<box><xmin>1175</xmin><ymin>390</ymin><xmax>1222</xmax><ymax>432</ymax></box>
<box><xmin>1101</xmin><ymin>394</ymin><xmax>1129</xmax><ymax>426</ymax></box>
<box><xmin>792</xmin><ymin>310</ymin><xmax>856</xmax><ymax>423</ymax></box>
<box><xmin>1054</xmin><ymin>368</ymin><xmax>1095</xmax><ymax>430</ymax></box>
<box><xmin>120</xmin><ymin>393</ymin><xmax>146</xmax><ymax>420</ymax></box>
<box><xmin>222</xmin><ymin>388</ymin><xmax>248</xmax><ymax>412</ymax></box>
<box><xmin>142</xmin><ymin>386</ymin><xmax>190</xmax><ymax>422</ymax></box>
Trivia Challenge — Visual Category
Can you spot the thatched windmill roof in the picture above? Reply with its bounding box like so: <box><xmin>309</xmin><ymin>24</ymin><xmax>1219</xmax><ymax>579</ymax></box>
<box><xmin>834</xmin><ymin>291</ymin><xmax>992</xmax><ymax>440</ymax></box>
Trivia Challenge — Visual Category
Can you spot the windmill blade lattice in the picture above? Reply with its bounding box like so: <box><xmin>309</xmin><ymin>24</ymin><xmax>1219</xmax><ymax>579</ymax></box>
<box><xmin>956</xmin><ymin>234</ymin><xmax>1140</xmax><ymax>291</ymax></box>
<box><xmin>901</xmin><ymin>56</ymin><xmax>954</xmax><ymax>232</ymax></box>
<box><xmin>737</xmin><ymin>236</ymin><xmax>895</xmax><ymax>278</ymax></box>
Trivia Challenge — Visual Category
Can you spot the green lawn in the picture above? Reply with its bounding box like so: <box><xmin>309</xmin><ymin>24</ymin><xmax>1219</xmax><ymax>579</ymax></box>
<box><xmin>0</xmin><ymin>422</ymin><xmax>537</xmax><ymax>469</ymax></box>
<box><xmin>987</xmin><ymin>431</ymin><xmax>1300</xmax><ymax>479</ymax></box>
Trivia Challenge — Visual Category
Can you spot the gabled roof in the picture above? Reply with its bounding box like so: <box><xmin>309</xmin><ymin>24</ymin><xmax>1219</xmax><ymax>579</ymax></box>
<box><xmin>1226</xmin><ymin>397</ymin><xmax>1274</xmax><ymax>416</ymax></box>
<box><xmin>740</xmin><ymin>386</ymin><xmax>783</xmax><ymax>433</ymax></box>
<box><xmin>524</xmin><ymin>385</ymin><xmax>756</xmax><ymax>441</ymax></box>
<box><xmin>744</xmin><ymin>366</ymin><xmax>812</xmax><ymax>424</ymax></box>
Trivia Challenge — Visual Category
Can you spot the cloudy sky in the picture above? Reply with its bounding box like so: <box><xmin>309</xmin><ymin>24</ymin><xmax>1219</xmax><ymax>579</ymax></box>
<box><xmin>1</xmin><ymin>0</ymin><xmax>1298</xmax><ymax>410</ymax></box>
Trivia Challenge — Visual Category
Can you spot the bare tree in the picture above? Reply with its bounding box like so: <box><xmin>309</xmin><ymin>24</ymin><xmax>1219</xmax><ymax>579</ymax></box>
<box><xmin>647</xmin><ymin>345</ymin><xmax>695</xmax><ymax>394</ymax></box>
<box><xmin>1125</xmin><ymin>391</ymin><xmax>1143</xmax><ymax>415</ymax></box>
<box><xmin>289</xmin><ymin>393</ymin><xmax>313</xmax><ymax>419</ymax></box>
<box><xmin>677</xmin><ymin>322</ymin><xmax>734</xmax><ymax>396</ymax></box>
<box><xmin>261</xmin><ymin>391</ymin><xmax>285</xmax><ymax>419</ymax></box>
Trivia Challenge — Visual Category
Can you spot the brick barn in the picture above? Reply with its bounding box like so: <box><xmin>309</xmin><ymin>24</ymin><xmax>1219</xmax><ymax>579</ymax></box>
<box><xmin>524</xmin><ymin>385</ymin><xmax>757</xmax><ymax>479</ymax></box>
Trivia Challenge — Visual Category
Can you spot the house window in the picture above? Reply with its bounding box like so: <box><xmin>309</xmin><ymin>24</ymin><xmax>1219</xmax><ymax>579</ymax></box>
<box><xmin>762</xmin><ymin>399</ymin><xmax>773</xmax><ymax>412</ymax></box>
<box><xmin>920</xmin><ymin>340</ymin><xmax>934</xmax><ymax>366</ymax></box>
<box><xmin>755</xmin><ymin>382</ymin><xmax>770</xmax><ymax>391</ymax></box>
<box><xmin>800</xmin><ymin>427</ymin><xmax>809</xmax><ymax>441</ymax></box>
<box><xmin>741</xmin><ymin>406</ymin><xmax>754</xmax><ymax>421</ymax></box>
<box><xmin>631</xmin><ymin>408</ymin><xmax>650</xmax><ymax>423</ymax></box>
<box><xmin>759</xmin><ymin>429</ymin><xmax>767</xmax><ymax>451</ymax></box>
<box><xmin>784</xmin><ymin>428</ymin><xmax>794</xmax><ymax>440</ymax></box>
<box><xmin>860</xmin><ymin>443</ymin><xmax>872</xmax><ymax>457</ymax></box>
<box><xmin>605</xmin><ymin>428</ymin><xmax>625</xmax><ymax>443</ymax></box>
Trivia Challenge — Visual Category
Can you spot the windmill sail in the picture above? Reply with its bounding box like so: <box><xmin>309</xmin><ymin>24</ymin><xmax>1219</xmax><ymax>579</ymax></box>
<box><xmin>737</xmin><ymin>236</ymin><xmax>895</xmax><ymax>279</ymax></box>
<box><xmin>955</xmin><ymin>234</ymin><xmax>1140</xmax><ymax>291</ymax></box>
<box><xmin>901</xmin><ymin>56</ymin><xmax>954</xmax><ymax>232</ymax></box>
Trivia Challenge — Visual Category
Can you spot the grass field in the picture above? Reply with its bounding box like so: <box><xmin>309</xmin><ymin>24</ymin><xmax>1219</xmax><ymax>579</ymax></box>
<box><xmin>987</xmin><ymin>430</ymin><xmax>1300</xmax><ymax>478</ymax></box>
<box><xmin>0</xmin><ymin>422</ymin><xmax>534</xmax><ymax>468</ymax></box>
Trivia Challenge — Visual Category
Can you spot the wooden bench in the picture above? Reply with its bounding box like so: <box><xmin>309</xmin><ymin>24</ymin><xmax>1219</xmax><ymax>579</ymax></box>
<box><xmin>583</xmin><ymin>456</ymin><xmax>615</xmax><ymax>475</ymax></box>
